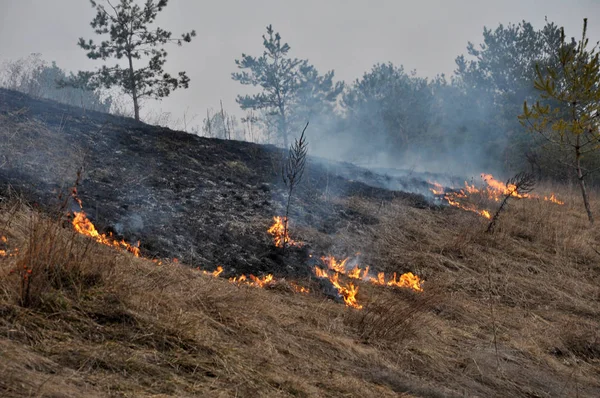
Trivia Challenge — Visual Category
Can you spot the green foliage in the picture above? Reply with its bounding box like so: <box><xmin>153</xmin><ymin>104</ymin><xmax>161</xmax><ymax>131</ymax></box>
<box><xmin>232</xmin><ymin>25</ymin><xmax>343</xmax><ymax>146</ymax></box>
<box><xmin>453</xmin><ymin>20</ymin><xmax>564</xmax><ymax>173</ymax></box>
<box><xmin>519</xmin><ymin>19</ymin><xmax>600</xmax><ymax>222</ymax></box>
<box><xmin>519</xmin><ymin>19</ymin><xmax>600</xmax><ymax>162</ymax></box>
<box><xmin>316</xmin><ymin>21</ymin><xmax>566</xmax><ymax>171</ymax></box>
<box><xmin>67</xmin><ymin>0</ymin><xmax>196</xmax><ymax>120</ymax></box>
<box><xmin>455</xmin><ymin>20</ymin><xmax>562</xmax><ymax>96</ymax></box>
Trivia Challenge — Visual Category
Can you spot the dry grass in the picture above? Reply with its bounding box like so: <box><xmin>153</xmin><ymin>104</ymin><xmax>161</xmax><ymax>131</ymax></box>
<box><xmin>1</xmin><ymin>182</ymin><xmax>599</xmax><ymax>397</ymax></box>
<box><xmin>0</xmin><ymin>113</ymin><xmax>85</xmax><ymax>188</ymax></box>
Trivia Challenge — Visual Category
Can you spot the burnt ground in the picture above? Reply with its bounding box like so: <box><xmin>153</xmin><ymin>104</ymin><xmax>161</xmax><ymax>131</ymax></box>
<box><xmin>0</xmin><ymin>88</ymin><xmax>433</xmax><ymax>277</ymax></box>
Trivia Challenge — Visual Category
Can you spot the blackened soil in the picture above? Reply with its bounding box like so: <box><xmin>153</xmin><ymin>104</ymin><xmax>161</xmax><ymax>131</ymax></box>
<box><xmin>0</xmin><ymin>88</ymin><xmax>431</xmax><ymax>277</ymax></box>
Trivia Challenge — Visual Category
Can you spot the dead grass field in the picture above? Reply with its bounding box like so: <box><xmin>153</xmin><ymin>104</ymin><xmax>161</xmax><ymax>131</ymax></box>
<box><xmin>1</xmin><ymin>182</ymin><xmax>599</xmax><ymax>397</ymax></box>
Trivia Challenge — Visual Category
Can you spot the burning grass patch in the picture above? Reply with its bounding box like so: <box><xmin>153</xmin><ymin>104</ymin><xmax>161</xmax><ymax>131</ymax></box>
<box><xmin>1</xmin><ymin>180</ymin><xmax>600</xmax><ymax>396</ymax></box>
<box><xmin>0</xmin><ymin>200</ymin><xmax>115</xmax><ymax>308</ymax></box>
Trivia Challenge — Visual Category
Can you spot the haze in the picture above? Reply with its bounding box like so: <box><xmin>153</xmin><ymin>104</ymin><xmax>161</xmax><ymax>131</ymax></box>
<box><xmin>1</xmin><ymin>0</ymin><xmax>599</xmax><ymax>125</ymax></box>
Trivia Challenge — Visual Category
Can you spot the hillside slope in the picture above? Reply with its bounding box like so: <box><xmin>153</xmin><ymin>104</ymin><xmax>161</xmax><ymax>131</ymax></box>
<box><xmin>1</xmin><ymin>90</ymin><xmax>599</xmax><ymax>397</ymax></box>
<box><xmin>0</xmin><ymin>88</ymin><xmax>428</xmax><ymax>277</ymax></box>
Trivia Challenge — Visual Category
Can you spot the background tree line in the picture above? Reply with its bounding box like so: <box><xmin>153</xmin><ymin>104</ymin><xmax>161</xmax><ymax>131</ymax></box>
<box><xmin>233</xmin><ymin>20</ymin><xmax>599</xmax><ymax>186</ymax></box>
<box><xmin>1</xmin><ymin>4</ymin><xmax>597</xmax><ymax>187</ymax></box>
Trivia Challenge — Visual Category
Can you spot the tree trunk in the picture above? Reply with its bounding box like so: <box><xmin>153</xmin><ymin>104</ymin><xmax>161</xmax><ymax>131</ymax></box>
<box><xmin>277</xmin><ymin>95</ymin><xmax>288</xmax><ymax>148</ymax></box>
<box><xmin>575</xmin><ymin>140</ymin><xmax>594</xmax><ymax>224</ymax></box>
<box><xmin>280</xmin><ymin>111</ymin><xmax>288</xmax><ymax>148</ymax></box>
<box><xmin>127</xmin><ymin>54</ymin><xmax>139</xmax><ymax>121</ymax></box>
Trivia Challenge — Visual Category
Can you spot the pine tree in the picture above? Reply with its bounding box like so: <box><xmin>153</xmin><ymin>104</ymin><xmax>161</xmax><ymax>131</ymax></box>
<box><xmin>67</xmin><ymin>0</ymin><xmax>196</xmax><ymax>121</ymax></box>
<box><xmin>232</xmin><ymin>25</ymin><xmax>342</xmax><ymax>147</ymax></box>
<box><xmin>519</xmin><ymin>19</ymin><xmax>600</xmax><ymax>223</ymax></box>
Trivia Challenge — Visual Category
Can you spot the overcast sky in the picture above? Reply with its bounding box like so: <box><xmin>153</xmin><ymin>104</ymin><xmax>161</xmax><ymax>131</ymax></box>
<box><xmin>1</xmin><ymin>0</ymin><xmax>599</xmax><ymax>127</ymax></box>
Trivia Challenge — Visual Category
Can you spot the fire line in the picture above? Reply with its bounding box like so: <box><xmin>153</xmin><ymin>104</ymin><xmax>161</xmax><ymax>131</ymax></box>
<box><xmin>429</xmin><ymin>173</ymin><xmax>564</xmax><ymax>218</ymax></box>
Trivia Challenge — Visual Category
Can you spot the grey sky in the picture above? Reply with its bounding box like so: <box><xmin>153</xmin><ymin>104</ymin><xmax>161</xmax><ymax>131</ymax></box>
<box><xmin>1</xmin><ymin>0</ymin><xmax>599</xmax><ymax>126</ymax></box>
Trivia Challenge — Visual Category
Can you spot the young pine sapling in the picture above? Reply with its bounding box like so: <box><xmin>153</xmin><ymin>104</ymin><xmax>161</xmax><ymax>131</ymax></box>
<box><xmin>281</xmin><ymin>122</ymin><xmax>309</xmax><ymax>253</ymax></box>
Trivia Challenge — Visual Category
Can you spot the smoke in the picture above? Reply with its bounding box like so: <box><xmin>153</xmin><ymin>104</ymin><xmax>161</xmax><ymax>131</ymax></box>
<box><xmin>307</xmin><ymin>73</ymin><xmax>508</xmax><ymax>180</ymax></box>
<box><xmin>263</xmin><ymin>20</ymin><xmax>583</xmax><ymax>190</ymax></box>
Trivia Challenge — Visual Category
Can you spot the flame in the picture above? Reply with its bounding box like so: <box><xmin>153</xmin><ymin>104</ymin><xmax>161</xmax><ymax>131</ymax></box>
<box><xmin>249</xmin><ymin>274</ymin><xmax>274</xmax><ymax>287</ymax></box>
<box><xmin>226</xmin><ymin>271</ymin><xmax>309</xmax><ymax>292</ymax></box>
<box><xmin>429</xmin><ymin>173</ymin><xmax>564</xmax><ymax>218</ymax></box>
<box><xmin>320</xmin><ymin>255</ymin><xmax>350</xmax><ymax>273</ymax></box>
<box><xmin>365</xmin><ymin>271</ymin><xmax>423</xmax><ymax>292</ymax></box>
<box><xmin>273</xmin><ymin>219</ymin><xmax>426</xmax><ymax>308</ymax></box>
<box><xmin>200</xmin><ymin>265</ymin><xmax>223</xmax><ymax>277</ymax></box>
<box><xmin>429</xmin><ymin>181</ymin><xmax>445</xmax><ymax>195</ymax></box>
<box><xmin>70</xmin><ymin>193</ymin><xmax>141</xmax><ymax>257</ymax></box>
<box><xmin>481</xmin><ymin>173</ymin><xmax>529</xmax><ymax>200</ymax></box>
<box><xmin>267</xmin><ymin>216</ymin><xmax>303</xmax><ymax>248</ymax></box>
<box><xmin>0</xmin><ymin>236</ymin><xmax>18</xmax><ymax>257</ymax></box>
<box><xmin>320</xmin><ymin>255</ymin><xmax>423</xmax><ymax>292</ymax></box>
<box><xmin>72</xmin><ymin>211</ymin><xmax>141</xmax><ymax>257</ymax></box>
<box><xmin>446</xmin><ymin>198</ymin><xmax>492</xmax><ymax>219</ymax></box>
<box><xmin>229</xmin><ymin>273</ymin><xmax>275</xmax><ymax>288</ymax></box>
<box><xmin>0</xmin><ymin>236</ymin><xmax>6</xmax><ymax>257</ymax></box>
<box><xmin>385</xmin><ymin>272</ymin><xmax>423</xmax><ymax>292</ymax></box>
<box><xmin>314</xmin><ymin>256</ymin><xmax>423</xmax><ymax>309</ymax></box>
<box><xmin>314</xmin><ymin>266</ymin><xmax>362</xmax><ymax>309</ymax></box>
<box><xmin>289</xmin><ymin>281</ymin><xmax>310</xmax><ymax>294</ymax></box>
<box><xmin>189</xmin><ymin>261</ymin><xmax>313</xmax><ymax>296</ymax></box>
<box><xmin>544</xmin><ymin>193</ymin><xmax>565</xmax><ymax>205</ymax></box>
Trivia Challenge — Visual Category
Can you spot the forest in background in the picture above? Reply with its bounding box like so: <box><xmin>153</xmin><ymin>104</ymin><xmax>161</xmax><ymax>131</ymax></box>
<box><xmin>2</xmin><ymin>19</ymin><xmax>598</xmax><ymax>184</ymax></box>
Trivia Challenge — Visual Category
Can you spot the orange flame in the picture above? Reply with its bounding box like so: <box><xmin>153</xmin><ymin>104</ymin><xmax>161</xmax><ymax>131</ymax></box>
<box><xmin>544</xmin><ymin>193</ymin><xmax>565</xmax><ymax>205</ymax></box>
<box><xmin>289</xmin><ymin>281</ymin><xmax>310</xmax><ymax>294</ymax></box>
<box><xmin>446</xmin><ymin>198</ymin><xmax>492</xmax><ymax>219</ymax></box>
<box><xmin>320</xmin><ymin>255</ymin><xmax>349</xmax><ymax>273</ymax></box>
<box><xmin>0</xmin><ymin>236</ymin><xmax>6</xmax><ymax>257</ymax></box>
<box><xmin>70</xmin><ymin>193</ymin><xmax>141</xmax><ymax>257</ymax></box>
<box><xmin>194</xmin><ymin>263</ymin><xmax>311</xmax><ymax>295</ymax></box>
<box><xmin>314</xmin><ymin>256</ymin><xmax>423</xmax><ymax>309</ymax></box>
<box><xmin>429</xmin><ymin>181</ymin><xmax>445</xmax><ymax>195</ymax></box>
<box><xmin>227</xmin><ymin>271</ymin><xmax>309</xmax><ymax>293</ymax></box>
<box><xmin>320</xmin><ymin>255</ymin><xmax>423</xmax><ymax>292</ymax></box>
<box><xmin>481</xmin><ymin>173</ymin><xmax>529</xmax><ymax>200</ymax></box>
<box><xmin>0</xmin><ymin>236</ymin><xmax>19</xmax><ymax>258</ymax></box>
<box><xmin>385</xmin><ymin>272</ymin><xmax>423</xmax><ymax>292</ymax></box>
<box><xmin>202</xmin><ymin>265</ymin><xmax>223</xmax><ymax>277</ymax></box>
<box><xmin>265</xmin><ymin>219</ymin><xmax>422</xmax><ymax>308</ymax></box>
<box><xmin>229</xmin><ymin>273</ymin><xmax>275</xmax><ymax>288</ymax></box>
<box><xmin>429</xmin><ymin>173</ymin><xmax>564</xmax><ymax>218</ymax></box>
<box><xmin>267</xmin><ymin>216</ymin><xmax>303</xmax><ymax>248</ymax></box>
<box><xmin>314</xmin><ymin>266</ymin><xmax>362</xmax><ymax>309</ymax></box>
